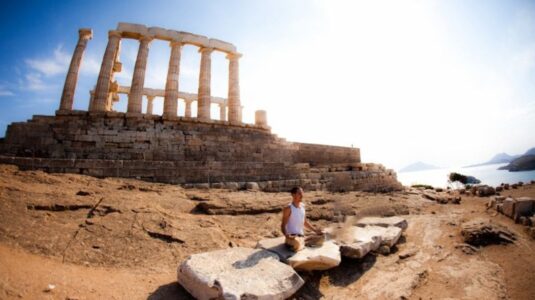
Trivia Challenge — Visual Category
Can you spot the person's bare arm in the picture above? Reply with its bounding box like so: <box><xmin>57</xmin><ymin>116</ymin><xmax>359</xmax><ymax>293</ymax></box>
<box><xmin>281</xmin><ymin>206</ymin><xmax>291</xmax><ymax>237</ymax></box>
<box><xmin>304</xmin><ymin>219</ymin><xmax>322</xmax><ymax>234</ymax></box>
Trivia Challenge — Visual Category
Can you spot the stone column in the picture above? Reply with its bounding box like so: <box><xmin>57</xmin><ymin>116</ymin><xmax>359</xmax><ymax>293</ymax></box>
<box><xmin>59</xmin><ymin>28</ymin><xmax>93</xmax><ymax>111</ymax></box>
<box><xmin>128</xmin><ymin>35</ymin><xmax>153</xmax><ymax>114</ymax></box>
<box><xmin>185</xmin><ymin>99</ymin><xmax>192</xmax><ymax>118</ymax></box>
<box><xmin>255</xmin><ymin>110</ymin><xmax>267</xmax><ymax>126</ymax></box>
<box><xmin>227</xmin><ymin>52</ymin><xmax>242</xmax><ymax>123</ymax></box>
<box><xmin>93</xmin><ymin>30</ymin><xmax>122</xmax><ymax>112</ymax></box>
<box><xmin>197</xmin><ymin>47</ymin><xmax>213</xmax><ymax>121</ymax></box>
<box><xmin>163</xmin><ymin>41</ymin><xmax>182</xmax><ymax>118</ymax></box>
<box><xmin>219</xmin><ymin>103</ymin><xmax>226</xmax><ymax>121</ymax></box>
<box><xmin>146</xmin><ymin>95</ymin><xmax>155</xmax><ymax>115</ymax></box>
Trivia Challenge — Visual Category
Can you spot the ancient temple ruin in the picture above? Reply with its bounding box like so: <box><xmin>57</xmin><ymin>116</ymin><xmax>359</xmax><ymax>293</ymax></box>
<box><xmin>0</xmin><ymin>23</ymin><xmax>401</xmax><ymax>192</ymax></box>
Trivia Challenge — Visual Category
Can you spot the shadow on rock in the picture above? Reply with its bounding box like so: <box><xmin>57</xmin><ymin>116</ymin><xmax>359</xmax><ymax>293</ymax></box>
<box><xmin>292</xmin><ymin>254</ymin><xmax>377</xmax><ymax>299</ymax></box>
<box><xmin>147</xmin><ymin>282</ymin><xmax>194</xmax><ymax>300</ymax></box>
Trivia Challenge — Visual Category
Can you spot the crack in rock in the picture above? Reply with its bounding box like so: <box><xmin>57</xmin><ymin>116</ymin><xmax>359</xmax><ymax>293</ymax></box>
<box><xmin>145</xmin><ymin>230</ymin><xmax>185</xmax><ymax>244</ymax></box>
<box><xmin>27</xmin><ymin>204</ymin><xmax>93</xmax><ymax>211</ymax></box>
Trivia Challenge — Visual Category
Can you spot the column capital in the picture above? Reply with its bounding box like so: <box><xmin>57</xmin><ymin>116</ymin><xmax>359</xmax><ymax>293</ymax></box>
<box><xmin>139</xmin><ymin>35</ymin><xmax>154</xmax><ymax>43</ymax></box>
<box><xmin>108</xmin><ymin>30</ymin><xmax>122</xmax><ymax>39</ymax></box>
<box><xmin>226</xmin><ymin>52</ymin><xmax>242</xmax><ymax>60</ymax></box>
<box><xmin>78</xmin><ymin>28</ymin><xmax>93</xmax><ymax>40</ymax></box>
<box><xmin>170</xmin><ymin>40</ymin><xmax>183</xmax><ymax>48</ymax></box>
<box><xmin>198</xmin><ymin>47</ymin><xmax>214</xmax><ymax>54</ymax></box>
<box><xmin>146</xmin><ymin>95</ymin><xmax>156</xmax><ymax>100</ymax></box>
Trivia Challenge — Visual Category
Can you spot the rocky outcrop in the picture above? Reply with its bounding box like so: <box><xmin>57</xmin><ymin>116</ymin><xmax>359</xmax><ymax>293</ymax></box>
<box><xmin>461</xmin><ymin>219</ymin><xmax>516</xmax><ymax>246</ymax></box>
<box><xmin>177</xmin><ymin>247</ymin><xmax>304</xmax><ymax>300</ymax></box>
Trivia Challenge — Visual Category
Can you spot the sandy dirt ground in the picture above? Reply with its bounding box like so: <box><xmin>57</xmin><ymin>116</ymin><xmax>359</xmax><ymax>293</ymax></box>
<box><xmin>0</xmin><ymin>164</ymin><xmax>534</xmax><ymax>299</ymax></box>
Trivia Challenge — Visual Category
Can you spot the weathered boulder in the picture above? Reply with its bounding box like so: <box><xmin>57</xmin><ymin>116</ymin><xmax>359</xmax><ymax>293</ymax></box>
<box><xmin>287</xmin><ymin>241</ymin><xmax>341</xmax><ymax>271</ymax></box>
<box><xmin>356</xmin><ymin>216</ymin><xmax>408</xmax><ymax>231</ymax></box>
<box><xmin>177</xmin><ymin>247</ymin><xmax>304</xmax><ymax>300</ymax></box>
<box><xmin>477</xmin><ymin>185</ymin><xmax>495</xmax><ymax>197</ymax></box>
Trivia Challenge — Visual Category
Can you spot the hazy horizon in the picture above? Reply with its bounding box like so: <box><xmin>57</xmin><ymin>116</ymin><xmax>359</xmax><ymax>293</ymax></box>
<box><xmin>1</xmin><ymin>0</ymin><xmax>534</xmax><ymax>170</ymax></box>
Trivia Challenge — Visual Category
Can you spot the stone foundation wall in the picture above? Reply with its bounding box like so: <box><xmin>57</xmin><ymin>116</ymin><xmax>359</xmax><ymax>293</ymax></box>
<box><xmin>0</xmin><ymin>112</ymin><xmax>401</xmax><ymax>192</ymax></box>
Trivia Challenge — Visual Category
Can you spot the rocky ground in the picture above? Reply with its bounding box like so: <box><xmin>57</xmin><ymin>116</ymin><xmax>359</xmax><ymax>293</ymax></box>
<box><xmin>0</xmin><ymin>164</ymin><xmax>534</xmax><ymax>299</ymax></box>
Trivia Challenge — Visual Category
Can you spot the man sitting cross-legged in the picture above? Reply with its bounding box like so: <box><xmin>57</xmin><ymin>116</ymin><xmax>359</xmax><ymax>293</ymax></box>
<box><xmin>281</xmin><ymin>186</ymin><xmax>324</xmax><ymax>252</ymax></box>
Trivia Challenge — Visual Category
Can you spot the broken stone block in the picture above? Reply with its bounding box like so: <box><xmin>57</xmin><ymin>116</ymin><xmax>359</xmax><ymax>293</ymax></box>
<box><xmin>514</xmin><ymin>197</ymin><xmax>534</xmax><ymax>222</ymax></box>
<box><xmin>177</xmin><ymin>247</ymin><xmax>304</xmax><ymax>300</ymax></box>
<box><xmin>287</xmin><ymin>241</ymin><xmax>341</xmax><ymax>271</ymax></box>
<box><xmin>356</xmin><ymin>216</ymin><xmax>408</xmax><ymax>231</ymax></box>
<box><xmin>325</xmin><ymin>225</ymin><xmax>385</xmax><ymax>258</ymax></box>
<box><xmin>502</xmin><ymin>198</ymin><xmax>515</xmax><ymax>219</ymax></box>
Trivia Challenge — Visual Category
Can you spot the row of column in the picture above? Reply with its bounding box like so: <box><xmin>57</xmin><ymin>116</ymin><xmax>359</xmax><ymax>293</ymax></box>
<box><xmin>59</xmin><ymin>29</ymin><xmax>242</xmax><ymax>124</ymax></box>
<box><xmin>145</xmin><ymin>96</ymin><xmax>228</xmax><ymax>120</ymax></box>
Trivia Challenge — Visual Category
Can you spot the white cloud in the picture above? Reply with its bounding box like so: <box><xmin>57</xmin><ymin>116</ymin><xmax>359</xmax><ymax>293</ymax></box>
<box><xmin>25</xmin><ymin>45</ymin><xmax>70</xmax><ymax>76</ymax></box>
<box><xmin>25</xmin><ymin>73</ymin><xmax>50</xmax><ymax>91</ymax></box>
<box><xmin>79</xmin><ymin>55</ymin><xmax>101</xmax><ymax>75</ymax></box>
<box><xmin>0</xmin><ymin>85</ymin><xmax>14</xmax><ymax>96</ymax></box>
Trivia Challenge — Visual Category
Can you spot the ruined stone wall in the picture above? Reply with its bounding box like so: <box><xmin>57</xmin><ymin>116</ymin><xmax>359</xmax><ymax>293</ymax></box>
<box><xmin>0</xmin><ymin>112</ymin><xmax>401</xmax><ymax>191</ymax></box>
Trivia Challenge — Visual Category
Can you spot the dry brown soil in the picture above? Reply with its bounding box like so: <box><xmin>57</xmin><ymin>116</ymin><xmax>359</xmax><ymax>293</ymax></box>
<box><xmin>0</xmin><ymin>164</ymin><xmax>534</xmax><ymax>299</ymax></box>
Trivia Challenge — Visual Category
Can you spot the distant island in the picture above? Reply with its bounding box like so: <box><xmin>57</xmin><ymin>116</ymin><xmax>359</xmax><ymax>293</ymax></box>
<box><xmin>499</xmin><ymin>148</ymin><xmax>535</xmax><ymax>172</ymax></box>
<box><xmin>465</xmin><ymin>152</ymin><xmax>520</xmax><ymax>168</ymax></box>
<box><xmin>399</xmin><ymin>161</ymin><xmax>440</xmax><ymax>173</ymax></box>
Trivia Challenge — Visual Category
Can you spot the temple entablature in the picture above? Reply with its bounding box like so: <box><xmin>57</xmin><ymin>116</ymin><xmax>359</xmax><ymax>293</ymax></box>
<box><xmin>116</xmin><ymin>22</ymin><xmax>237</xmax><ymax>53</ymax></box>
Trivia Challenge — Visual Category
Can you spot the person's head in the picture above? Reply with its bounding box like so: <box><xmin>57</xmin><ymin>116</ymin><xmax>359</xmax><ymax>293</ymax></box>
<box><xmin>290</xmin><ymin>186</ymin><xmax>304</xmax><ymax>202</ymax></box>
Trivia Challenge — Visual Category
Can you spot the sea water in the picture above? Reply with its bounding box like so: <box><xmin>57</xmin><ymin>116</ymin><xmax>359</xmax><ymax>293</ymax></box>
<box><xmin>397</xmin><ymin>163</ymin><xmax>535</xmax><ymax>188</ymax></box>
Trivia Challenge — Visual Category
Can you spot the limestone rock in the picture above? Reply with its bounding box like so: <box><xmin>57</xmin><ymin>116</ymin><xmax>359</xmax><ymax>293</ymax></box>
<box><xmin>177</xmin><ymin>247</ymin><xmax>304</xmax><ymax>300</ymax></box>
<box><xmin>502</xmin><ymin>198</ymin><xmax>515</xmax><ymax>218</ymax></box>
<box><xmin>514</xmin><ymin>197</ymin><xmax>534</xmax><ymax>221</ymax></box>
<box><xmin>356</xmin><ymin>216</ymin><xmax>408</xmax><ymax>231</ymax></box>
<box><xmin>245</xmin><ymin>182</ymin><xmax>260</xmax><ymax>191</ymax></box>
<box><xmin>287</xmin><ymin>241</ymin><xmax>341</xmax><ymax>271</ymax></box>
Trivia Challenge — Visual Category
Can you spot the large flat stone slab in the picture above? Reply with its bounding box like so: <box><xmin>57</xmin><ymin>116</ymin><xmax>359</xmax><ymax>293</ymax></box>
<box><xmin>287</xmin><ymin>241</ymin><xmax>341</xmax><ymax>271</ymax></box>
<box><xmin>256</xmin><ymin>237</ymin><xmax>341</xmax><ymax>271</ymax></box>
<box><xmin>326</xmin><ymin>224</ymin><xmax>403</xmax><ymax>258</ymax></box>
<box><xmin>177</xmin><ymin>247</ymin><xmax>304</xmax><ymax>300</ymax></box>
<box><xmin>356</xmin><ymin>216</ymin><xmax>408</xmax><ymax>231</ymax></box>
<box><xmin>256</xmin><ymin>236</ymin><xmax>294</xmax><ymax>261</ymax></box>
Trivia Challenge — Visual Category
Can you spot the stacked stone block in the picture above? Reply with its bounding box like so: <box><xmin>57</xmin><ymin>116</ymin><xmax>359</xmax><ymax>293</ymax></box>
<box><xmin>0</xmin><ymin>112</ymin><xmax>401</xmax><ymax>192</ymax></box>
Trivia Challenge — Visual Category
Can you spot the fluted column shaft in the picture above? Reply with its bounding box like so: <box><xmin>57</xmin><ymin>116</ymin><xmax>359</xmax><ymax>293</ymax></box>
<box><xmin>197</xmin><ymin>47</ymin><xmax>213</xmax><ymax>121</ymax></box>
<box><xmin>219</xmin><ymin>104</ymin><xmax>226</xmax><ymax>121</ymax></box>
<box><xmin>146</xmin><ymin>96</ymin><xmax>155</xmax><ymax>115</ymax></box>
<box><xmin>59</xmin><ymin>28</ymin><xmax>92</xmax><ymax>111</ymax></box>
<box><xmin>227</xmin><ymin>53</ymin><xmax>242</xmax><ymax>123</ymax></box>
<box><xmin>93</xmin><ymin>30</ymin><xmax>121</xmax><ymax>112</ymax></box>
<box><xmin>128</xmin><ymin>36</ymin><xmax>152</xmax><ymax>114</ymax></box>
<box><xmin>163</xmin><ymin>41</ymin><xmax>182</xmax><ymax>118</ymax></box>
<box><xmin>185</xmin><ymin>100</ymin><xmax>192</xmax><ymax>118</ymax></box>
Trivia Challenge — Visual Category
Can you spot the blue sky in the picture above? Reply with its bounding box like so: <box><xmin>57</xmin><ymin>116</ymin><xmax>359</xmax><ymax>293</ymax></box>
<box><xmin>1</xmin><ymin>0</ymin><xmax>534</xmax><ymax>169</ymax></box>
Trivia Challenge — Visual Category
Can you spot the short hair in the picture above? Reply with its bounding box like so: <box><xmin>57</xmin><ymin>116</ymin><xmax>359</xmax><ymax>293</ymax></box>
<box><xmin>290</xmin><ymin>186</ymin><xmax>302</xmax><ymax>195</ymax></box>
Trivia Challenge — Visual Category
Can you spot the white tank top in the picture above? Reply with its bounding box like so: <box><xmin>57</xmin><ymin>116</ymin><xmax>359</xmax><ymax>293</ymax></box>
<box><xmin>285</xmin><ymin>203</ymin><xmax>305</xmax><ymax>235</ymax></box>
